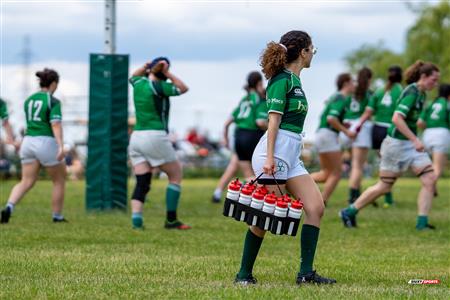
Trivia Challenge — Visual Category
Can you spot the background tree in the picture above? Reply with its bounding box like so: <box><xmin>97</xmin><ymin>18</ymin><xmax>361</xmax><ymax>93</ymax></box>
<box><xmin>345</xmin><ymin>0</ymin><xmax>450</xmax><ymax>83</ymax></box>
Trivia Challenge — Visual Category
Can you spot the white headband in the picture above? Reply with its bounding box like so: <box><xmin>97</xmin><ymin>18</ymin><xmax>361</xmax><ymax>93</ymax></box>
<box><xmin>279</xmin><ymin>43</ymin><xmax>287</xmax><ymax>51</ymax></box>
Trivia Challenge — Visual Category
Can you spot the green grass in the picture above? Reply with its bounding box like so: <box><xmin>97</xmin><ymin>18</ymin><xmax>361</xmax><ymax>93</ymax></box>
<box><xmin>0</xmin><ymin>178</ymin><xmax>448</xmax><ymax>299</ymax></box>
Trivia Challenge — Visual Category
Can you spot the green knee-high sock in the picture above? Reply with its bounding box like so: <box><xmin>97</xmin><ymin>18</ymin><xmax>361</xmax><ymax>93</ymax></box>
<box><xmin>384</xmin><ymin>192</ymin><xmax>394</xmax><ymax>205</ymax></box>
<box><xmin>345</xmin><ymin>204</ymin><xmax>359</xmax><ymax>217</ymax></box>
<box><xmin>416</xmin><ymin>215</ymin><xmax>428</xmax><ymax>230</ymax></box>
<box><xmin>349</xmin><ymin>188</ymin><xmax>360</xmax><ymax>204</ymax></box>
<box><xmin>237</xmin><ymin>229</ymin><xmax>264</xmax><ymax>279</ymax></box>
<box><xmin>166</xmin><ymin>183</ymin><xmax>181</xmax><ymax>221</ymax></box>
<box><xmin>300</xmin><ymin>224</ymin><xmax>320</xmax><ymax>275</ymax></box>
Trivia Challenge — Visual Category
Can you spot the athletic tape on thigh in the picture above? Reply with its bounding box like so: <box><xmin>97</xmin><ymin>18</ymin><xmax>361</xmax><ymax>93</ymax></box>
<box><xmin>417</xmin><ymin>166</ymin><xmax>434</xmax><ymax>178</ymax></box>
<box><xmin>132</xmin><ymin>172</ymin><xmax>152</xmax><ymax>202</ymax></box>
<box><xmin>380</xmin><ymin>176</ymin><xmax>397</xmax><ymax>185</ymax></box>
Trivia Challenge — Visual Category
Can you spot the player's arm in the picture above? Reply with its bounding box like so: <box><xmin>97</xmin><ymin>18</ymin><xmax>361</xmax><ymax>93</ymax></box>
<box><xmin>392</xmin><ymin>94</ymin><xmax>423</xmax><ymax>151</ymax></box>
<box><xmin>50</xmin><ymin>100</ymin><xmax>64</xmax><ymax>161</ymax></box>
<box><xmin>327</xmin><ymin>117</ymin><xmax>355</xmax><ymax>138</ymax></box>
<box><xmin>356</xmin><ymin>92</ymin><xmax>377</xmax><ymax>130</ymax></box>
<box><xmin>265</xmin><ymin>112</ymin><xmax>281</xmax><ymax>174</ymax></box>
<box><xmin>223</xmin><ymin>117</ymin><xmax>234</xmax><ymax>149</ymax></box>
<box><xmin>327</xmin><ymin>100</ymin><xmax>356</xmax><ymax>138</ymax></box>
<box><xmin>356</xmin><ymin>108</ymin><xmax>373</xmax><ymax>131</ymax></box>
<box><xmin>392</xmin><ymin>113</ymin><xmax>423</xmax><ymax>151</ymax></box>
<box><xmin>160</xmin><ymin>62</ymin><xmax>188</xmax><ymax>94</ymax></box>
<box><xmin>132</xmin><ymin>62</ymin><xmax>151</xmax><ymax>77</ymax></box>
<box><xmin>264</xmin><ymin>79</ymin><xmax>287</xmax><ymax>174</ymax></box>
<box><xmin>256</xmin><ymin>119</ymin><xmax>268</xmax><ymax>131</ymax></box>
<box><xmin>255</xmin><ymin>103</ymin><xmax>268</xmax><ymax>131</ymax></box>
<box><xmin>2</xmin><ymin>119</ymin><xmax>14</xmax><ymax>144</ymax></box>
<box><xmin>417</xmin><ymin>104</ymin><xmax>428</xmax><ymax>130</ymax></box>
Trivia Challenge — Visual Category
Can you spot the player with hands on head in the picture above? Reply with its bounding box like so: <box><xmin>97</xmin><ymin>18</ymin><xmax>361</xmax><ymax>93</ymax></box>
<box><xmin>128</xmin><ymin>57</ymin><xmax>190</xmax><ymax>230</ymax></box>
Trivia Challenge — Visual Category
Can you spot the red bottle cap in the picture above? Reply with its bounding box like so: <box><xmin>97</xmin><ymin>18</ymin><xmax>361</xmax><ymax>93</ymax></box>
<box><xmin>291</xmin><ymin>200</ymin><xmax>303</xmax><ymax>209</ymax></box>
<box><xmin>259</xmin><ymin>185</ymin><xmax>269</xmax><ymax>195</ymax></box>
<box><xmin>264</xmin><ymin>192</ymin><xmax>277</xmax><ymax>204</ymax></box>
<box><xmin>276</xmin><ymin>200</ymin><xmax>288</xmax><ymax>208</ymax></box>
<box><xmin>282</xmin><ymin>194</ymin><xmax>293</xmax><ymax>203</ymax></box>
<box><xmin>228</xmin><ymin>179</ymin><xmax>241</xmax><ymax>191</ymax></box>
<box><xmin>241</xmin><ymin>187</ymin><xmax>253</xmax><ymax>196</ymax></box>
<box><xmin>252</xmin><ymin>191</ymin><xmax>265</xmax><ymax>200</ymax></box>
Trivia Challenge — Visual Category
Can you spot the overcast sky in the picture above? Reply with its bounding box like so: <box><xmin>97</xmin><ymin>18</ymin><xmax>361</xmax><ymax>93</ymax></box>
<box><xmin>1</xmin><ymin>0</ymin><xmax>419</xmax><ymax>142</ymax></box>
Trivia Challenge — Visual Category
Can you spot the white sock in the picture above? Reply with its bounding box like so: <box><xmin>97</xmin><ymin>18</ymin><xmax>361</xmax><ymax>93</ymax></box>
<box><xmin>213</xmin><ymin>188</ymin><xmax>222</xmax><ymax>199</ymax></box>
<box><xmin>52</xmin><ymin>213</ymin><xmax>64</xmax><ymax>220</ymax></box>
<box><xmin>6</xmin><ymin>202</ymin><xmax>15</xmax><ymax>213</ymax></box>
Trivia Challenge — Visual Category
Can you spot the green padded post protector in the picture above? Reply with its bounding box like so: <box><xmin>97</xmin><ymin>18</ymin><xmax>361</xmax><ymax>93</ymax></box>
<box><xmin>86</xmin><ymin>54</ymin><xmax>129</xmax><ymax>211</ymax></box>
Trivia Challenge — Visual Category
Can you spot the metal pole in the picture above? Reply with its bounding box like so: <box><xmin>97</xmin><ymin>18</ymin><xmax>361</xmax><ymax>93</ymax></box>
<box><xmin>104</xmin><ymin>0</ymin><xmax>116</xmax><ymax>54</ymax></box>
<box><xmin>20</xmin><ymin>35</ymin><xmax>32</xmax><ymax>100</ymax></box>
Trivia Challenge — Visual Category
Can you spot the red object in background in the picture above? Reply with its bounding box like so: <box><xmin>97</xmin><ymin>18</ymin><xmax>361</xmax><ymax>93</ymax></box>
<box><xmin>197</xmin><ymin>148</ymin><xmax>209</xmax><ymax>157</ymax></box>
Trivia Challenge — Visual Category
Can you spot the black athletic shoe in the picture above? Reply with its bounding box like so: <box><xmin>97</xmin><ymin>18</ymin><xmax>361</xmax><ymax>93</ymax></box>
<box><xmin>1</xmin><ymin>207</ymin><xmax>11</xmax><ymax>224</ymax></box>
<box><xmin>296</xmin><ymin>270</ymin><xmax>336</xmax><ymax>285</ymax></box>
<box><xmin>211</xmin><ymin>195</ymin><xmax>221</xmax><ymax>203</ymax></box>
<box><xmin>164</xmin><ymin>220</ymin><xmax>191</xmax><ymax>230</ymax></box>
<box><xmin>417</xmin><ymin>223</ymin><xmax>436</xmax><ymax>231</ymax></box>
<box><xmin>53</xmin><ymin>218</ymin><xmax>68</xmax><ymax>223</ymax></box>
<box><xmin>234</xmin><ymin>274</ymin><xmax>257</xmax><ymax>285</ymax></box>
<box><xmin>339</xmin><ymin>209</ymin><xmax>356</xmax><ymax>228</ymax></box>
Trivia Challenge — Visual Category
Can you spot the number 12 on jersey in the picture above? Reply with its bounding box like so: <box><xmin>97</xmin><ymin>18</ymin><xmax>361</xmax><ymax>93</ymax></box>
<box><xmin>27</xmin><ymin>100</ymin><xmax>43</xmax><ymax>121</ymax></box>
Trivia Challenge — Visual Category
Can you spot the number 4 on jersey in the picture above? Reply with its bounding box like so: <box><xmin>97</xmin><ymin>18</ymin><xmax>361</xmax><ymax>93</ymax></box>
<box><xmin>381</xmin><ymin>94</ymin><xmax>392</xmax><ymax>107</ymax></box>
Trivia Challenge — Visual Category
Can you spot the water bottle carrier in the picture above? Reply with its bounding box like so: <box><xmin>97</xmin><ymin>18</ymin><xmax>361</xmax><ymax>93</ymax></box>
<box><xmin>222</xmin><ymin>173</ymin><xmax>302</xmax><ymax>237</ymax></box>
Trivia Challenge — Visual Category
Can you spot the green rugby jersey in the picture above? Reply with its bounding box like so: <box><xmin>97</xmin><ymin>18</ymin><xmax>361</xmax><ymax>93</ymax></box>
<box><xmin>419</xmin><ymin>97</ymin><xmax>450</xmax><ymax>129</ymax></box>
<box><xmin>266</xmin><ymin>70</ymin><xmax>308</xmax><ymax>134</ymax></box>
<box><xmin>24</xmin><ymin>92</ymin><xmax>62</xmax><ymax>137</ymax></box>
<box><xmin>0</xmin><ymin>98</ymin><xmax>8</xmax><ymax>120</ymax></box>
<box><xmin>318</xmin><ymin>92</ymin><xmax>347</xmax><ymax>133</ymax></box>
<box><xmin>388</xmin><ymin>83</ymin><xmax>426</xmax><ymax>140</ymax></box>
<box><xmin>343</xmin><ymin>91</ymin><xmax>372</xmax><ymax>120</ymax></box>
<box><xmin>231</xmin><ymin>91</ymin><xmax>267</xmax><ymax>130</ymax></box>
<box><xmin>367</xmin><ymin>83</ymin><xmax>402</xmax><ymax>127</ymax></box>
<box><xmin>130</xmin><ymin>76</ymin><xmax>181</xmax><ymax>132</ymax></box>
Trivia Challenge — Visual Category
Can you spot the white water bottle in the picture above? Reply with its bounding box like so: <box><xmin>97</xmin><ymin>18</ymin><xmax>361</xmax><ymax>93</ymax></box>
<box><xmin>237</xmin><ymin>186</ymin><xmax>253</xmax><ymax>222</ymax></box>
<box><xmin>249</xmin><ymin>190</ymin><xmax>265</xmax><ymax>226</ymax></box>
<box><xmin>226</xmin><ymin>179</ymin><xmax>241</xmax><ymax>201</ymax></box>
<box><xmin>273</xmin><ymin>200</ymin><xmax>288</xmax><ymax>235</ymax></box>
<box><xmin>261</xmin><ymin>193</ymin><xmax>277</xmax><ymax>231</ymax></box>
<box><xmin>225</xmin><ymin>179</ymin><xmax>242</xmax><ymax>217</ymax></box>
<box><xmin>286</xmin><ymin>200</ymin><xmax>303</xmax><ymax>236</ymax></box>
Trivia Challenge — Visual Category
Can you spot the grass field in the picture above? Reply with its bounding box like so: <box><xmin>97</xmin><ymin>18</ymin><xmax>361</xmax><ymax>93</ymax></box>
<box><xmin>0</xmin><ymin>178</ymin><xmax>448</xmax><ymax>299</ymax></box>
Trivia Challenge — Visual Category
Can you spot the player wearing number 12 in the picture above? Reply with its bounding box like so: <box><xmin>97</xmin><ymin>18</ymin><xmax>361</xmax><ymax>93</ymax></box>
<box><xmin>1</xmin><ymin>69</ymin><xmax>67</xmax><ymax>224</ymax></box>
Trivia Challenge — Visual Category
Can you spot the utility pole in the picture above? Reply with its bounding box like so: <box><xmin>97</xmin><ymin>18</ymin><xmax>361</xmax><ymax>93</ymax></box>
<box><xmin>104</xmin><ymin>0</ymin><xmax>116</xmax><ymax>54</ymax></box>
<box><xmin>19</xmin><ymin>35</ymin><xmax>32</xmax><ymax>100</ymax></box>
